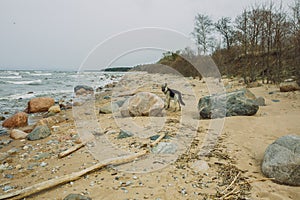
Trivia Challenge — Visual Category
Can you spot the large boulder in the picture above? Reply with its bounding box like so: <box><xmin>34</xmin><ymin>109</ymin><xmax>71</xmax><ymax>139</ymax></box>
<box><xmin>28</xmin><ymin>97</ymin><xmax>55</xmax><ymax>113</ymax></box>
<box><xmin>198</xmin><ymin>88</ymin><xmax>259</xmax><ymax>119</ymax></box>
<box><xmin>120</xmin><ymin>92</ymin><xmax>165</xmax><ymax>117</ymax></box>
<box><xmin>27</xmin><ymin>125</ymin><xmax>51</xmax><ymax>141</ymax></box>
<box><xmin>262</xmin><ymin>135</ymin><xmax>300</xmax><ymax>186</ymax></box>
<box><xmin>2</xmin><ymin>112</ymin><xmax>28</xmax><ymax>128</ymax></box>
<box><xmin>74</xmin><ymin>85</ymin><xmax>94</xmax><ymax>96</ymax></box>
<box><xmin>279</xmin><ymin>81</ymin><xmax>300</xmax><ymax>92</ymax></box>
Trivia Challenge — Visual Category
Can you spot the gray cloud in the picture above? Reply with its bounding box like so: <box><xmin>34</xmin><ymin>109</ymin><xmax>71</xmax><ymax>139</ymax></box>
<box><xmin>0</xmin><ymin>0</ymin><xmax>294</xmax><ymax>70</ymax></box>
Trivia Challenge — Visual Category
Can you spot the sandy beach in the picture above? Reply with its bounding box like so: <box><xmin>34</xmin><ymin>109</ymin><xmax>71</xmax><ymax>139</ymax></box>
<box><xmin>0</xmin><ymin>72</ymin><xmax>299</xmax><ymax>200</ymax></box>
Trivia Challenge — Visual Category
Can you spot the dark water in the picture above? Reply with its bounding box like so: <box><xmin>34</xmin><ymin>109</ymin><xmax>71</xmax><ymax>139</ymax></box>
<box><xmin>0</xmin><ymin>70</ymin><xmax>124</xmax><ymax>130</ymax></box>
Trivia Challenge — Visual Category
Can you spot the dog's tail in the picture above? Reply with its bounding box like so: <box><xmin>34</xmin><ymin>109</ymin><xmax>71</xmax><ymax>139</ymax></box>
<box><xmin>178</xmin><ymin>93</ymin><xmax>185</xmax><ymax>106</ymax></box>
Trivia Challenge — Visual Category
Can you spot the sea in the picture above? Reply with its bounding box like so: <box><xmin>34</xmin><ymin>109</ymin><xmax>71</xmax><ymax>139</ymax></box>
<box><xmin>0</xmin><ymin>70</ymin><xmax>124</xmax><ymax>130</ymax></box>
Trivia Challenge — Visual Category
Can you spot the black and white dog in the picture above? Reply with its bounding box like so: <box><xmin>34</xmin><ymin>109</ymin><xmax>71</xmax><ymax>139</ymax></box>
<box><xmin>161</xmin><ymin>83</ymin><xmax>185</xmax><ymax>111</ymax></box>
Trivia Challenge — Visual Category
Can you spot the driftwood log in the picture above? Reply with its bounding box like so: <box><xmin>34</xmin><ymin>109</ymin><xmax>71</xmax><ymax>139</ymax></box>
<box><xmin>58</xmin><ymin>142</ymin><xmax>87</xmax><ymax>158</ymax></box>
<box><xmin>0</xmin><ymin>150</ymin><xmax>147</xmax><ymax>200</ymax></box>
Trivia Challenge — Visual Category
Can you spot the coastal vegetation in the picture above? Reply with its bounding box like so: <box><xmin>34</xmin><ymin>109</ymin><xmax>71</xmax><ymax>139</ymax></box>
<box><xmin>135</xmin><ymin>1</ymin><xmax>300</xmax><ymax>84</ymax></box>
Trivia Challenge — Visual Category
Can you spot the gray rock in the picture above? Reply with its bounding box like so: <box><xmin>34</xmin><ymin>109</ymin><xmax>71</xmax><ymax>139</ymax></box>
<box><xmin>74</xmin><ymin>85</ymin><xmax>94</xmax><ymax>96</ymax></box>
<box><xmin>271</xmin><ymin>99</ymin><xmax>280</xmax><ymax>102</ymax></box>
<box><xmin>262</xmin><ymin>134</ymin><xmax>300</xmax><ymax>186</ymax></box>
<box><xmin>0</xmin><ymin>129</ymin><xmax>7</xmax><ymax>135</ymax></box>
<box><xmin>27</xmin><ymin>125</ymin><xmax>51</xmax><ymax>141</ymax></box>
<box><xmin>255</xmin><ymin>96</ymin><xmax>266</xmax><ymax>106</ymax></box>
<box><xmin>117</xmin><ymin>130</ymin><xmax>133</xmax><ymax>139</ymax></box>
<box><xmin>2</xmin><ymin>185</ymin><xmax>13</xmax><ymax>192</ymax></box>
<box><xmin>0</xmin><ymin>139</ymin><xmax>12</xmax><ymax>145</ymax></box>
<box><xmin>99</xmin><ymin>103</ymin><xmax>119</xmax><ymax>114</ymax></box>
<box><xmin>63</xmin><ymin>193</ymin><xmax>92</xmax><ymax>200</ymax></box>
<box><xmin>198</xmin><ymin>88</ymin><xmax>259</xmax><ymax>119</ymax></box>
<box><xmin>34</xmin><ymin>152</ymin><xmax>51</xmax><ymax>160</ymax></box>
<box><xmin>152</xmin><ymin>142</ymin><xmax>177</xmax><ymax>154</ymax></box>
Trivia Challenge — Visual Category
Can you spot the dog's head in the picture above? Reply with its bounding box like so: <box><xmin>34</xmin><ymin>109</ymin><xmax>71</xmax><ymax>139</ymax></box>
<box><xmin>161</xmin><ymin>83</ymin><xmax>167</xmax><ymax>92</ymax></box>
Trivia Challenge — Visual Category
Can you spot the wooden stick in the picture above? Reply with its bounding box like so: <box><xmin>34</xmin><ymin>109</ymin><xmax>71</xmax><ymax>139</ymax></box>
<box><xmin>221</xmin><ymin>171</ymin><xmax>241</xmax><ymax>194</ymax></box>
<box><xmin>245</xmin><ymin>177</ymin><xmax>275</xmax><ymax>184</ymax></box>
<box><xmin>150</xmin><ymin>132</ymin><xmax>166</xmax><ymax>147</ymax></box>
<box><xmin>219</xmin><ymin>185</ymin><xmax>238</xmax><ymax>200</ymax></box>
<box><xmin>58</xmin><ymin>141</ymin><xmax>87</xmax><ymax>158</ymax></box>
<box><xmin>0</xmin><ymin>150</ymin><xmax>147</xmax><ymax>200</ymax></box>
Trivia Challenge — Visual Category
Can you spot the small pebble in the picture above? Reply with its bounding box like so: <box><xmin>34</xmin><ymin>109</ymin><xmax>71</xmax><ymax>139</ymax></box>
<box><xmin>40</xmin><ymin>162</ymin><xmax>48</xmax><ymax>167</ymax></box>
<box><xmin>2</xmin><ymin>185</ymin><xmax>13</xmax><ymax>192</ymax></box>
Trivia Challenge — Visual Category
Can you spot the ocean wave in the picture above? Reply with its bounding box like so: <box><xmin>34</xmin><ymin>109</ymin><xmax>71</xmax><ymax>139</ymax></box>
<box><xmin>31</xmin><ymin>73</ymin><xmax>52</xmax><ymax>76</ymax></box>
<box><xmin>6</xmin><ymin>79</ymin><xmax>42</xmax><ymax>85</ymax></box>
<box><xmin>7</xmin><ymin>71</ymin><xmax>20</xmax><ymax>76</ymax></box>
<box><xmin>0</xmin><ymin>75</ymin><xmax>23</xmax><ymax>79</ymax></box>
<box><xmin>0</xmin><ymin>89</ymin><xmax>73</xmax><ymax>100</ymax></box>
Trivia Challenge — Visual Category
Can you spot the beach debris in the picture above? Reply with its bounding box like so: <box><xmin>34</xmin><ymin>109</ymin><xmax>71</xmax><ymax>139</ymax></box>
<box><xmin>262</xmin><ymin>134</ymin><xmax>300</xmax><ymax>186</ymax></box>
<box><xmin>120</xmin><ymin>92</ymin><xmax>165</xmax><ymax>117</ymax></box>
<box><xmin>27</xmin><ymin>97</ymin><xmax>55</xmax><ymax>113</ymax></box>
<box><xmin>150</xmin><ymin>132</ymin><xmax>166</xmax><ymax>147</ymax></box>
<box><xmin>0</xmin><ymin>150</ymin><xmax>147</xmax><ymax>200</ymax></box>
<box><xmin>10</xmin><ymin>129</ymin><xmax>28</xmax><ymax>140</ymax></box>
<box><xmin>27</xmin><ymin>125</ymin><xmax>51</xmax><ymax>141</ymax></box>
<box><xmin>0</xmin><ymin>116</ymin><xmax>5</xmax><ymax>121</ymax></box>
<box><xmin>74</xmin><ymin>85</ymin><xmax>94</xmax><ymax>96</ymax></box>
<box><xmin>279</xmin><ymin>81</ymin><xmax>300</xmax><ymax>92</ymax></box>
<box><xmin>58</xmin><ymin>141</ymin><xmax>87</xmax><ymax>158</ymax></box>
<box><xmin>198</xmin><ymin>88</ymin><xmax>259</xmax><ymax>119</ymax></box>
<box><xmin>2</xmin><ymin>112</ymin><xmax>28</xmax><ymax>128</ymax></box>
<box><xmin>63</xmin><ymin>193</ymin><xmax>92</xmax><ymax>200</ymax></box>
<box><xmin>117</xmin><ymin>129</ymin><xmax>133</xmax><ymax>139</ymax></box>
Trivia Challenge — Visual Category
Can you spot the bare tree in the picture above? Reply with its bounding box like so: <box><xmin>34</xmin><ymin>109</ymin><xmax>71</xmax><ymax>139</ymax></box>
<box><xmin>192</xmin><ymin>14</ymin><xmax>214</xmax><ymax>55</ymax></box>
<box><xmin>290</xmin><ymin>0</ymin><xmax>300</xmax><ymax>84</ymax></box>
<box><xmin>215</xmin><ymin>17</ymin><xmax>235</xmax><ymax>50</ymax></box>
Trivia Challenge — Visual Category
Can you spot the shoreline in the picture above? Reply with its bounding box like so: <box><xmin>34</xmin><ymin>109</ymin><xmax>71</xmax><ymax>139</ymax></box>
<box><xmin>0</xmin><ymin>72</ymin><xmax>299</xmax><ymax>199</ymax></box>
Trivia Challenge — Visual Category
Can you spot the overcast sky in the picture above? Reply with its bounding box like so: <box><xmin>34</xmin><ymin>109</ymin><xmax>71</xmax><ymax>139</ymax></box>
<box><xmin>0</xmin><ymin>0</ymin><xmax>295</xmax><ymax>71</ymax></box>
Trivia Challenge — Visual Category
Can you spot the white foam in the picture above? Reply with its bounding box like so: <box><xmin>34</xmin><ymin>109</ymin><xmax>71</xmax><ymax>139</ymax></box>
<box><xmin>6</xmin><ymin>79</ymin><xmax>42</xmax><ymax>85</ymax></box>
<box><xmin>0</xmin><ymin>89</ymin><xmax>73</xmax><ymax>100</ymax></box>
<box><xmin>31</xmin><ymin>73</ymin><xmax>52</xmax><ymax>76</ymax></box>
<box><xmin>0</xmin><ymin>76</ymin><xmax>23</xmax><ymax>79</ymax></box>
<box><xmin>7</xmin><ymin>71</ymin><xmax>20</xmax><ymax>76</ymax></box>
